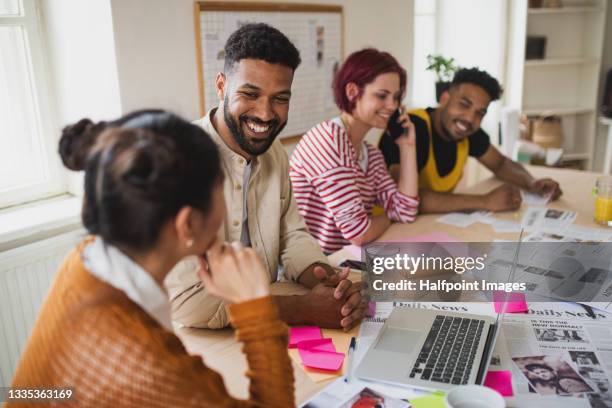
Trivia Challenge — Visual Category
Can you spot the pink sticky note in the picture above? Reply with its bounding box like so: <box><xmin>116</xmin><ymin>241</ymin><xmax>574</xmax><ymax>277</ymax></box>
<box><xmin>493</xmin><ymin>292</ymin><xmax>528</xmax><ymax>313</ymax></box>
<box><xmin>289</xmin><ymin>326</ymin><xmax>322</xmax><ymax>348</ymax></box>
<box><xmin>297</xmin><ymin>338</ymin><xmax>336</xmax><ymax>353</ymax></box>
<box><xmin>298</xmin><ymin>348</ymin><xmax>345</xmax><ymax>371</ymax></box>
<box><xmin>367</xmin><ymin>301</ymin><xmax>376</xmax><ymax>317</ymax></box>
<box><xmin>484</xmin><ymin>370</ymin><xmax>514</xmax><ymax>397</ymax></box>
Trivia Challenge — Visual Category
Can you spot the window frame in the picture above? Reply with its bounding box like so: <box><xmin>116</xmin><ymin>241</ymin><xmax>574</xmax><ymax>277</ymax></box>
<box><xmin>0</xmin><ymin>0</ymin><xmax>65</xmax><ymax>209</ymax></box>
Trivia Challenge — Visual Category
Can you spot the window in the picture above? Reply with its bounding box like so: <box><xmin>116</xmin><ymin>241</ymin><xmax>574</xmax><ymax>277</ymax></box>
<box><xmin>0</xmin><ymin>0</ymin><xmax>63</xmax><ymax>209</ymax></box>
<box><xmin>411</xmin><ymin>0</ymin><xmax>438</xmax><ymax>107</ymax></box>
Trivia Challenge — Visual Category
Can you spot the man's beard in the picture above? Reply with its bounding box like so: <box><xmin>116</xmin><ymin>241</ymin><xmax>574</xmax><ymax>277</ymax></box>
<box><xmin>223</xmin><ymin>97</ymin><xmax>286</xmax><ymax>156</ymax></box>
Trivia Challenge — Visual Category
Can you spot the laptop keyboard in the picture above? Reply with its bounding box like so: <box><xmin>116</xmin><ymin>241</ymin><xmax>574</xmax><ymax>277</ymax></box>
<box><xmin>409</xmin><ymin>315</ymin><xmax>485</xmax><ymax>385</ymax></box>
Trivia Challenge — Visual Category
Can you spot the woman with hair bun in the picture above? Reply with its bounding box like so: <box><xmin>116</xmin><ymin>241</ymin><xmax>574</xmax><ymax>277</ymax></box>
<box><xmin>290</xmin><ymin>48</ymin><xmax>419</xmax><ymax>253</ymax></box>
<box><xmin>9</xmin><ymin>110</ymin><xmax>295</xmax><ymax>407</ymax></box>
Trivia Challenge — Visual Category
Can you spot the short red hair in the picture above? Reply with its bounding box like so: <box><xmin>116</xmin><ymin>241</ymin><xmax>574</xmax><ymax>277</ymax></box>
<box><xmin>333</xmin><ymin>48</ymin><xmax>407</xmax><ymax>113</ymax></box>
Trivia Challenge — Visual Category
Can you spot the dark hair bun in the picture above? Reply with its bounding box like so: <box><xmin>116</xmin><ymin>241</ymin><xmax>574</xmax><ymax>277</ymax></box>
<box><xmin>59</xmin><ymin>118</ymin><xmax>102</xmax><ymax>171</ymax></box>
<box><xmin>120</xmin><ymin>135</ymin><xmax>179</xmax><ymax>200</ymax></box>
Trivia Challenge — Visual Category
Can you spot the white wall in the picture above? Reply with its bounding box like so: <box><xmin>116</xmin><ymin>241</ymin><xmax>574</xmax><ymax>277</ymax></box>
<box><xmin>437</xmin><ymin>0</ymin><xmax>507</xmax><ymax>141</ymax></box>
<box><xmin>594</xmin><ymin>3</ymin><xmax>612</xmax><ymax>173</ymax></box>
<box><xmin>109</xmin><ymin>0</ymin><xmax>199</xmax><ymax>119</ymax></box>
<box><xmin>108</xmin><ymin>0</ymin><xmax>414</xmax><ymax>122</ymax></box>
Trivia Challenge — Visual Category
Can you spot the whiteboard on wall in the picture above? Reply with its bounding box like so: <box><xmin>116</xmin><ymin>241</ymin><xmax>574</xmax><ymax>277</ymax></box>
<box><xmin>194</xmin><ymin>2</ymin><xmax>344</xmax><ymax>140</ymax></box>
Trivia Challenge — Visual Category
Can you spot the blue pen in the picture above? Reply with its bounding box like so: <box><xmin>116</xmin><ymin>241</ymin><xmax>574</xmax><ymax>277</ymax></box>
<box><xmin>344</xmin><ymin>337</ymin><xmax>357</xmax><ymax>383</ymax></box>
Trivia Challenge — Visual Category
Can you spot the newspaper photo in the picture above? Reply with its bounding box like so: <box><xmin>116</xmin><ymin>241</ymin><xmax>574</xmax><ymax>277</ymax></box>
<box><xmin>512</xmin><ymin>355</ymin><xmax>594</xmax><ymax>396</ymax></box>
<box><xmin>521</xmin><ymin>206</ymin><xmax>577</xmax><ymax>231</ymax></box>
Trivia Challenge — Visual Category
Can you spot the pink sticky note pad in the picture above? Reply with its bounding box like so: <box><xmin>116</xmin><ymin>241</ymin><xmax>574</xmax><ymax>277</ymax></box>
<box><xmin>484</xmin><ymin>370</ymin><xmax>514</xmax><ymax>397</ymax></box>
<box><xmin>493</xmin><ymin>292</ymin><xmax>528</xmax><ymax>313</ymax></box>
<box><xmin>289</xmin><ymin>326</ymin><xmax>322</xmax><ymax>348</ymax></box>
<box><xmin>298</xmin><ymin>348</ymin><xmax>345</xmax><ymax>371</ymax></box>
<box><xmin>297</xmin><ymin>338</ymin><xmax>336</xmax><ymax>353</ymax></box>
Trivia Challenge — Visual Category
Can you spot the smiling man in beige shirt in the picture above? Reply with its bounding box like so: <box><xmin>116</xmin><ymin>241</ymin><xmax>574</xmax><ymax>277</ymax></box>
<box><xmin>165</xmin><ymin>23</ymin><xmax>365</xmax><ymax>330</ymax></box>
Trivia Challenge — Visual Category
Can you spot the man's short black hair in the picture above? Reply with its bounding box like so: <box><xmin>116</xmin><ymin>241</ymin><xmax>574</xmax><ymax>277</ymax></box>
<box><xmin>224</xmin><ymin>23</ymin><xmax>301</xmax><ymax>72</ymax></box>
<box><xmin>451</xmin><ymin>67</ymin><xmax>503</xmax><ymax>101</ymax></box>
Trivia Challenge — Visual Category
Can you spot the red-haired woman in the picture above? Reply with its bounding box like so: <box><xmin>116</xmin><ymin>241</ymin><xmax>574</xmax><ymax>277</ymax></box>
<box><xmin>290</xmin><ymin>48</ymin><xmax>419</xmax><ymax>253</ymax></box>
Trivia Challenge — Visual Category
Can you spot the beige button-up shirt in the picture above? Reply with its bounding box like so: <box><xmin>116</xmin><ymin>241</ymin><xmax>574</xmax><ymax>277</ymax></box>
<box><xmin>165</xmin><ymin>109</ymin><xmax>329</xmax><ymax>328</ymax></box>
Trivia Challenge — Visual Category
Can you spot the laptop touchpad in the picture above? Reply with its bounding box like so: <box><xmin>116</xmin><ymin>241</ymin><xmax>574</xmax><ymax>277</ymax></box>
<box><xmin>375</xmin><ymin>327</ymin><xmax>421</xmax><ymax>353</ymax></box>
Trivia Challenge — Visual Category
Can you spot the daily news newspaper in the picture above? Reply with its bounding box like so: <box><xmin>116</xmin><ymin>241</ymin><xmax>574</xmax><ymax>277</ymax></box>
<box><xmin>500</xmin><ymin>303</ymin><xmax>612</xmax><ymax>407</ymax></box>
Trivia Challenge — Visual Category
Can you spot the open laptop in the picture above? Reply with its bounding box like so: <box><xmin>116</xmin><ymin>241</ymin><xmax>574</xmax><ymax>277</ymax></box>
<box><xmin>354</xmin><ymin>235</ymin><xmax>523</xmax><ymax>391</ymax></box>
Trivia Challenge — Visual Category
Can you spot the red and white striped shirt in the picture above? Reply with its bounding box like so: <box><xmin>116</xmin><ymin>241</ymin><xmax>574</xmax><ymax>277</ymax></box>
<box><xmin>289</xmin><ymin>118</ymin><xmax>419</xmax><ymax>253</ymax></box>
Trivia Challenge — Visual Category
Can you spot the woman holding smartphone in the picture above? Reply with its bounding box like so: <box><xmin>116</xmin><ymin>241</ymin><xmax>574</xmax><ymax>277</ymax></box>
<box><xmin>9</xmin><ymin>111</ymin><xmax>295</xmax><ymax>407</ymax></box>
<box><xmin>289</xmin><ymin>48</ymin><xmax>419</xmax><ymax>253</ymax></box>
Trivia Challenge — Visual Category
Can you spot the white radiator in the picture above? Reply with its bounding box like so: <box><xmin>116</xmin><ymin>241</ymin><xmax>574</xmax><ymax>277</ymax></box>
<box><xmin>0</xmin><ymin>229</ymin><xmax>85</xmax><ymax>387</ymax></box>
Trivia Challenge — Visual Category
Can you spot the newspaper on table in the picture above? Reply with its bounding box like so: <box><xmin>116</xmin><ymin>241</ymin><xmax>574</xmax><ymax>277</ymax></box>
<box><xmin>521</xmin><ymin>190</ymin><xmax>552</xmax><ymax>206</ymax></box>
<box><xmin>437</xmin><ymin>210</ymin><xmax>492</xmax><ymax>228</ymax></box>
<box><xmin>497</xmin><ymin>302</ymin><xmax>612</xmax><ymax>408</ymax></box>
<box><xmin>524</xmin><ymin>226</ymin><xmax>612</xmax><ymax>243</ymax></box>
<box><xmin>521</xmin><ymin>206</ymin><xmax>577</xmax><ymax>232</ymax></box>
<box><xmin>483</xmin><ymin>240</ymin><xmax>612</xmax><ymax>311</ymax></box>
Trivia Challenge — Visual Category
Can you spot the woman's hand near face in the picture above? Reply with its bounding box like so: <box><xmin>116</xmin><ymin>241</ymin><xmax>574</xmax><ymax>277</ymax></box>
<box><xmin>393</xmin><ymin>107</ymin><xmax>416</xmax><ymax>149</ymax></box>
<box><xmin>198</xmin><ymin>240</ymin><xmax>270</xmax><ymax>303</ymax></box>
<box><xmin>393</xmin><ymin>106</ymin><xmax>419</xmax><ymax>198</ymax></box>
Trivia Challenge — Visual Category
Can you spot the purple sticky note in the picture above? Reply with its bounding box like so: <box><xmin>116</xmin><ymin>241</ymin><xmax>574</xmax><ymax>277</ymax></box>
<box><xmin>297</xmin><ymin>338</ymin><xmax>336</xmax><ymax>353</ymax></box>
<box><xmin>493</xmin><ymin>291</ymin><xmax>528</xmax><ymax>314</ymax></box>
<box><xmin>484</xmin><ymin>370</ymin><xmax>514</xmax><ymax>397</ymax></box>
<box><xmin>289</xmin><ymin>326</ymin><xmax>322</xmax><ymax>348</ymax></box>
<box><xmin>298</xmin><ymin>348</ymin><xmax>345</xmax><ymax>371</ymax></box>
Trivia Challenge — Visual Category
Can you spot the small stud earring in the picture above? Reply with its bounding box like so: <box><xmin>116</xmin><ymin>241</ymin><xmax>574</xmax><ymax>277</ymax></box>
<box><xmin>186</xmin><ymin>239</ymin><xmax>194</xmax><ymax>248</ymax></box>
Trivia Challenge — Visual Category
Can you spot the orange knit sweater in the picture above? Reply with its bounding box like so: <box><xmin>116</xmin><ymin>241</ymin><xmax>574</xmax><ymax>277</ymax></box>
<box><xmin>8</xmin><ymin>240</ymin><xmax>295</xmax><ymax>407</ymax></box>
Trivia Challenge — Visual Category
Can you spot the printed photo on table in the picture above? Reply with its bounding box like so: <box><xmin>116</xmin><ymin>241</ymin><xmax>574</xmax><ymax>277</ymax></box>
<box><xmin>513</xmin><ymin>355</ymin><xmax>595</xmax><ymax>396</ymax></box>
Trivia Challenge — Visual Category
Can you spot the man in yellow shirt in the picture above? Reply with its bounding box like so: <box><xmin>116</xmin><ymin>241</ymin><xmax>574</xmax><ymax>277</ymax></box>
<box><xmin>379</xmin><ymin>68</ymin><xmax>562</xmax><ymax>213</ymax></box>
<box><xmin>166</xmin><ymin>23</ymin><xmax>365</xmax><ymax>330</ymax></box>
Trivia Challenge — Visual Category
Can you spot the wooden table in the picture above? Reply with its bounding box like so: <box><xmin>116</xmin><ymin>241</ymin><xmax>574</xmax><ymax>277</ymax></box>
<box><xmin>175</xmin><ymin>281</ymin><xmax>355</xmax><ymax>404</ymax></box>
<box><xmin>176</xmin><ymin>165</ymin><xmax>609</xmax><ymax>405</ymax></box>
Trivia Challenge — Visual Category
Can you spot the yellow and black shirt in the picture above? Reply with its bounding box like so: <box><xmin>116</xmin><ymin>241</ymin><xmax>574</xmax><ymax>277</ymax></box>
<box><xmin>378</xmin><ymin>107</ymin><xmax>490</xmax><ymax>192</ymax></box>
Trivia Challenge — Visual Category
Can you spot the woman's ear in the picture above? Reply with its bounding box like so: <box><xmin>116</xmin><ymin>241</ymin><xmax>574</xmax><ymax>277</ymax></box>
<box><xmin>345</xmin><ymin>82</ymin><xmax>360</xmax><ymax>103</ymax></box>
<box><xmin>174</xmin><ymin>206</ymin><xmax>195</xmax><ymax>248</ymax></box>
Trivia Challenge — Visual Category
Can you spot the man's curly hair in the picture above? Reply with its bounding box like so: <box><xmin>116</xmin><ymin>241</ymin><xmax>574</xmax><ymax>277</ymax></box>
<box><xmin>451</xmin><ymin>67</ymin><xmax>503</xmax><ymax>101</ymax></box>
<box><xmin>224</xmin><ymin>23</ymin><xmax>301</xmax><ymax>72</ymax></box>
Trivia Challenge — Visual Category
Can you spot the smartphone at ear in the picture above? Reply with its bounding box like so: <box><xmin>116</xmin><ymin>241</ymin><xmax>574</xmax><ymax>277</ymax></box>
<box><xmin>386</xmin><ymin>108</ymin><xmax>406</xmax><ymax>140</ymax></box>
<box><xmin>339</xmin><ymin>259</ymin><xmax>367</xmax><ymax>271</ymax></box>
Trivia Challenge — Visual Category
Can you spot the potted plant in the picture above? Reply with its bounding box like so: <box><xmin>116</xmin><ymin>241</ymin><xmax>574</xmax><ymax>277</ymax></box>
<box><xmin>426</xmin><ymin>54</ymin><xmax>459</xmax><ymax>102</ymax></box>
